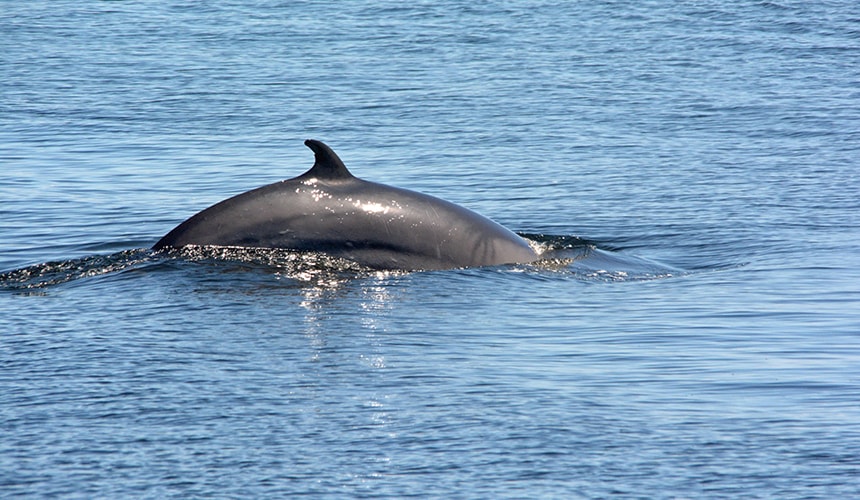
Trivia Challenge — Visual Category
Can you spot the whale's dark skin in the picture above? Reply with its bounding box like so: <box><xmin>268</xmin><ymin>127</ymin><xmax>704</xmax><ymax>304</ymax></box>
<box><xmin>153</xmin><ymin>140</ymin><xmax>539</xmax><ymax>270</ymax></box>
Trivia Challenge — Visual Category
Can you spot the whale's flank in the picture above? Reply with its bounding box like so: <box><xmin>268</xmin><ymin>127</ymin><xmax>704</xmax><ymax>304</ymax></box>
<box><xmin>154</xmin><ymin>140</ymin><xmax>538</xmax><ymax>270</ymax></box>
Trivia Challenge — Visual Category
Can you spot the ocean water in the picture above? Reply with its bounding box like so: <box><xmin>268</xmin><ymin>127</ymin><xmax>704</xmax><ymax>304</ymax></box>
<box><xmin>2</xmin><ymin>1</ymin><xmax>859</xmax><ymax>497</ymax></box>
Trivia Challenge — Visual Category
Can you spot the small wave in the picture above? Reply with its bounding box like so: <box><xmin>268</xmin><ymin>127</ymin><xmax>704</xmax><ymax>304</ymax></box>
<box><xmin>0</xmin><ymin>246</ymin><xmax>387</xmax><ymax>292</ymax></box>
<box><xmin>522</xmin><ymin>233</ymin><xmax>684</xmax><ymax>282</ymax></box>
<box><xmin>0</xmin><ymin>249</ymin><xmax>155</xmax><ymax>292</ymax></box>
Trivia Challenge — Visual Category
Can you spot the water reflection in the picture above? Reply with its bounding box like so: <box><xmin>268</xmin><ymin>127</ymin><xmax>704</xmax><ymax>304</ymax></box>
<box><xmin>296</xmin><ymin>274</ymin><xmax>402</xmax><ymax>475</ymax></box>
<box><xmin>297</xmin><ymin>272</ymin><xmax>401</xmax><ymax>358</ymax></box>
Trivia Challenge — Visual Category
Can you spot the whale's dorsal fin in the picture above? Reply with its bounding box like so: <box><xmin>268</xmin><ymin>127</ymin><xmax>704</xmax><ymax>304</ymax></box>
<box><xmin>300</xmin><ymin>139</ymin><xmax>354</xmax><ymax>180</ymax></box>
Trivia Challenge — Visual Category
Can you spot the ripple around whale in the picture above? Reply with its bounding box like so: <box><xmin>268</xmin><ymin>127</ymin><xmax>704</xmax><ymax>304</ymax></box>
<box><xmin>0</xmin><ymin>234</ymin><xmax>686</xmax><ymax>292</ymax></box>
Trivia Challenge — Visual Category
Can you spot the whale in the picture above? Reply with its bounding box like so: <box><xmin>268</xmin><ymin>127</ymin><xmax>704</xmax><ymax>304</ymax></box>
<box><xmin>153</xmin><ymin>140</ymin><xmax>539</xmax><ymax>270</ymax></box>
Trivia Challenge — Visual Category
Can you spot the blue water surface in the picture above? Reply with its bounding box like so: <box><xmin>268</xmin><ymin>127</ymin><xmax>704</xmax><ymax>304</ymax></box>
<box><xmin>2</xmin><ymin>1</ymin><xmax>859</xmax><ymax>497</ymax></box>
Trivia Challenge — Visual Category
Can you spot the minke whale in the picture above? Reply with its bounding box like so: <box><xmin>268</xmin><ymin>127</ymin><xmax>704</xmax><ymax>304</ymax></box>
<box><xmin>154</xmin><ymin>140</ymin><xmax>539</xmax><ymax>270</ymax></box>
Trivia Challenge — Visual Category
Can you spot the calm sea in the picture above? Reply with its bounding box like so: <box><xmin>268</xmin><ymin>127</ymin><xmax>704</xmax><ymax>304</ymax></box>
<box><xmin>2</xmin><ymin>1</ymin><xmax>859</xmax><ymax>497</ymax></box>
